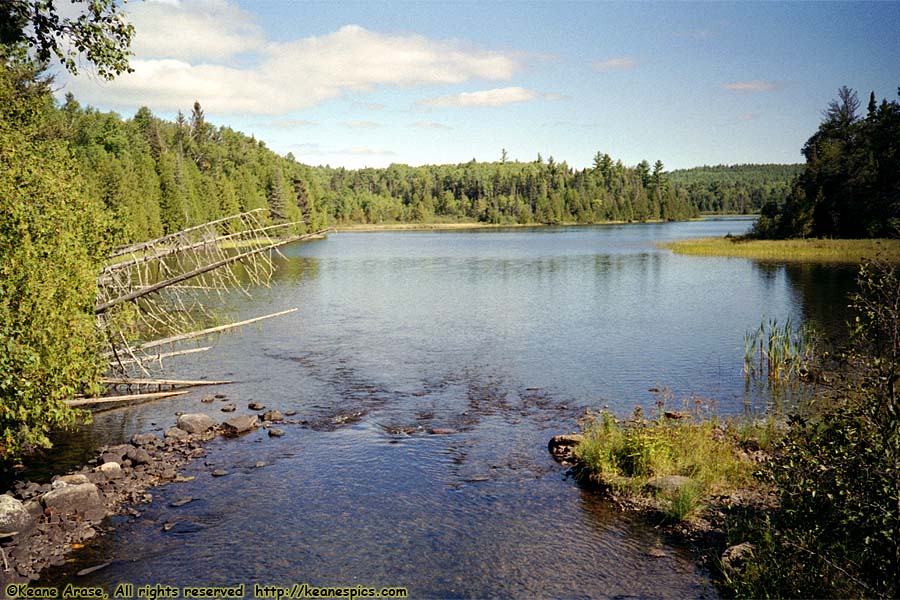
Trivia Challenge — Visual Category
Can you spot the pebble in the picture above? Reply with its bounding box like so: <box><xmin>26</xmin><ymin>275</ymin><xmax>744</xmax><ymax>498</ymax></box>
<box><xmin>170</xmin><ymin>497</ymin><xmax>193</xmax><ymax>507</ymax></box>
<box><xmin>268</xmin><ymin>428</ymin><xmax>285</xmax><ymax>438</ymax></box>
<box><xmin>211</xmin><ymin>469</ymin><xmax>228</xmax><ymax>477</ymax></box>
<box><xmin>221</xmin><ymin>403</ymin><xmax>236</xmax><ymax>412</ymax></box>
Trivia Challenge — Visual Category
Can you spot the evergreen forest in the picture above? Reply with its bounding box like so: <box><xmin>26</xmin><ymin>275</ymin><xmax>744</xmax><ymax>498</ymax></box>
<box><xmin>60</xmin><ymin>96</ymin><xmax>804</xmax><ymax>245</ymax></box>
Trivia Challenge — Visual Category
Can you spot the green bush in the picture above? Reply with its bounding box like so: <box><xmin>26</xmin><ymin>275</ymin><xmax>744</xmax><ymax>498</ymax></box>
<box><xmin>0</xmin><ymin>57</ymin><xmax>108</xmax><ymax>461</ymax></box>
<box><xmin>729</xmin><ymin>261</ymin><xmax>900</xmax><ymax>598</ymax></box>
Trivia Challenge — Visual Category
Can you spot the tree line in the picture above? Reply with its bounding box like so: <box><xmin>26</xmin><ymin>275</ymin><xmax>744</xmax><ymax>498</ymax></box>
<box><xmin>60</xmin><ymin>98</ymin><xmax>810</xmax><ymax>243</ymax></box>
<box><xmin>754</xmin><ymin>86</ymin><xmax>900</xmax><ymax>239</ymax></box>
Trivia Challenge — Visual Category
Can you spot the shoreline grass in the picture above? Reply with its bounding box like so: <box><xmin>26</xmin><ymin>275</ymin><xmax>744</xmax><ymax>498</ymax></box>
<box><xmin>330</xmin><ymin>217</ymin><xmax>705</xmax><ymax>232</ymax></box>
<box><xmin>660</xmin><ymin>236</ymin><xmax>900</xmax><ymax>263</ymax></box>
<box><xmin>573</xmin><ymin>402</ymin><xmax>772</xmax><ymax>523</ymax></box>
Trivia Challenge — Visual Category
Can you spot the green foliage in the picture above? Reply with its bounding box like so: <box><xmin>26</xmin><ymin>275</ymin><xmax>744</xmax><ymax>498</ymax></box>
<box><xmin>755</xmin><ymin>85</ymin><xmax>900</xmax><ymax>239</ymax></box>
<box><xmin>667</xmin><ymin>164</ymin><xmax>802</xmax><ymax>215</ymax></box>
<box><xmin>0</xmin><ymin>59</ymin><xmax>107</xmax><ymax>460</ymax></box>
<box><xmin>0</xmin><ymin>0</ymin><xmax>134</xmax><ymax>80</ymax></box>
<box><xmin>729</xmin><ymin>261</ymin><xmax>900</xmax><ymax>598</ymax></box>
<box><xmin>575</xmin><ymin>398</ymin><xmax>756</xmax><ymax>519</ymax></box>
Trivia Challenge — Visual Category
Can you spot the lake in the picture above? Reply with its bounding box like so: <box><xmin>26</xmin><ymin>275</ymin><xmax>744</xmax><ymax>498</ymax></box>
<box><xmin>42</xmin><ymin>218</ymin><xmax>858</xmax><ymax>598</ymax></box>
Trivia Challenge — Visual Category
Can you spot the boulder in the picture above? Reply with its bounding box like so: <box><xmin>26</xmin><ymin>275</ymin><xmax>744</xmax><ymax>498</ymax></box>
<box><xmin>164</xmin><ymin>426</ymin><xmax>189</xmax><ymax>440</ymax></box>
<box><xmin>248</xmin><ymin>402</ymin><xmax>265</xmax><ymax>411</ymax></box>
<box><xmin>721</xmin><ymin>542</ymin><xmax>755</xmax><ymax>576</ymax></box>
<box><xmin>268</xmin><ymin>428</ymin><xmax>285</xmax><ymax>438</ymax></box>
<box><xmin>126</xmin><ymin>447</ymin><xmax>152</xmax><ymax>465</ymax></box>
<box><xmin>0</xmin><ymin>495</ymin><xmax>34</xmax><ymax>535</ymax></box>
<box><xmin>645</xmin><ymin>475</ymin><xmax>695</xmax><ymax>495</ymax></box>
<box><xmin>131</xmin><ymin>433</ymin><xmax>159</xmax><ymax>447</ymax></box>
<box><xmin>41</xmin><ymin>483</ymin><xmax>106</xmax><ymax>522</ymax></box>
<box><xmin>221</xmin><ymin>415</ymin><xmax>258</xmax><ymax>437</ymax></box>
<box><xmin>177</xmin><ymin>413</ymin><xmax>217</xmax><ymax>434</ymax></box>
<box><xmin>262</xmin><ymin>409</ymin><xmax>283</xmax><ymax>422</ymax></box>
<box><xmin>52</xmin><ymin>474</ymin><xmax>91</xmax><ymax>488</ymax></box>
<box><xmin>548</xmin><ymin>434</ymin><xmax>583</xmax><ymax>463</ymax></box>
<box><xmin>97</xmin><ymin>462</ymin><xmax>123</xmax><ymax>480</ymax></box>
<box><xmin>220</xmin><ymin>403</ymin><xmax>236</xmax><ymax>413</ymax></box>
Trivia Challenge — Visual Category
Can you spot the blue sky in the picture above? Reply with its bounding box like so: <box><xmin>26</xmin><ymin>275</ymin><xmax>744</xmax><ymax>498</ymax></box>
<box><xmin>60</xmin><ymin>1</ymin><xmax>900</xmax><ymax>170</ymax></box>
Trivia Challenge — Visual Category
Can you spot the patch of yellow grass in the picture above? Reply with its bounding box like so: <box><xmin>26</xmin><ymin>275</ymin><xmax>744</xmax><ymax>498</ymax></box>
<box><xmin>660</xmin><ymin>237</ymin><xmax>900</xmax><ymax>263</ymax></box>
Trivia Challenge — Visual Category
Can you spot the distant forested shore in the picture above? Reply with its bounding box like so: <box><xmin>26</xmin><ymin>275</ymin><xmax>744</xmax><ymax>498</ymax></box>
<box><xmin>59</xmin><ymin>93</ymin><xmax>799</xmax><ymax>245</ymax></box>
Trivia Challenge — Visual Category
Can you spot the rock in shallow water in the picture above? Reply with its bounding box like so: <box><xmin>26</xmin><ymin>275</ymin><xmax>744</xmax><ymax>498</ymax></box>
<box><xmin>177</xmin><ymin>413</ymin><xmax>217</xmax><ymax>434</ymax></box>
<box><xmin>41</xmin><ymin>483</ymin><xmax>106</xmax><ymax>522</ymax></box>
<box><xmin>0</xmin><ymin>495</ymin><xmax>34</xmax><ymax>535</ymax></box>
<box><xmin>262</xmin><ymin>409</ymin><xmax>283</xmax><ymax>422</ymax></box>
<box><xmin>548</xmin><ymin>434</ymin><xmax>583</xmax><ymax>463</ymax></box>
<box><xmin>221</xmin><ymin>415</ymin><xmax>258</xmax><ymax>436</ymax></box>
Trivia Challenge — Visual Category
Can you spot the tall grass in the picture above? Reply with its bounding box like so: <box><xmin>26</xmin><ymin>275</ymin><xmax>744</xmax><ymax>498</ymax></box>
<box><xmin>660</xmin><ymin>237</ymin><xmax>900</xmax><ymax>263</ymax></box>
<box><xmin>574</xmin><ymin>397</ymin><xmax>759</xmax><ymax>521</ymax></box>
<box><xmin>743</xmin><ymin>317</ymin><xmax>817</xmax><ymax>382</ymax></box>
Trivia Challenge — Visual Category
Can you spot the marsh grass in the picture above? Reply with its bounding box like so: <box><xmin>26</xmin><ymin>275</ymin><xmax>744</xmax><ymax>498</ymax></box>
<box><xmin>574</xmin><ymin>395</ymin><xmax>762</xmax><ymax>521</ymax></box>
<box><xmin>660</xmin><ymin>237</ymin><xmax>900</xmax><ymax>263</ymax></box>
<box><xmin>743</xmin><ymin>317</ymin><xmax>817</xmax><ymax>382</ymax></box>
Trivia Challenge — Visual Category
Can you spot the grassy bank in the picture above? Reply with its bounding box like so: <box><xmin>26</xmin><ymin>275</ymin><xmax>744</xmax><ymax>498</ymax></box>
<box><xmin>661</xmin><ymin>236</ymin><xmax>900</xmax><ymax>263</ymax></box>
<box><xmin>573</xmin><ymin>403</ymin><xmax>773</xmax><ymax>522</ymax></box>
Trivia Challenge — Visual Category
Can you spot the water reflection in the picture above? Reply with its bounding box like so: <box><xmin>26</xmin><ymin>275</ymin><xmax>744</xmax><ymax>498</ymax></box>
<box><xmin>28</xmin><ymin>220</ymin><xmax>860</xmax><ymax>598</ymax></box>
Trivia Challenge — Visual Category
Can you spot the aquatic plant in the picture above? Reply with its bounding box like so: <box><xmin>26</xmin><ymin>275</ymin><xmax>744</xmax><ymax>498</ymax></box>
<box><xmin>742</xmin><ymin>317</ymin><xmax>817</xmax><ymax>383</ymax></box>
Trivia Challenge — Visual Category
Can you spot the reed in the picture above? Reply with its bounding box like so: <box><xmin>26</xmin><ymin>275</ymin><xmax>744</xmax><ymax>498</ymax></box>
<box><xmin>743</xmin><ymin>317</ymin><xmax>817</xmax><ymax>383</ymax></box>
<box><xmin>660</xmin><ymin>237</ymin><xmax>900</xmax><ymax>263</ymax></box>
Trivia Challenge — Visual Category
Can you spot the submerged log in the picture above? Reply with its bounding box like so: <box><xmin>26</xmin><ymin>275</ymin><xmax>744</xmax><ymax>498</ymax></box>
<box><xmin>101</xmin><ymin>378</ymin><xmax>233</xmax><ymax>387</ymax></box>
<box><xmin>136</xmin><ymin>308</ymin><xmax>298</xmax><ymax>351</ymax></box>
<box><xmin>108</xmin><ymin>346</ymin><xmax>211</xmax><ymax>366</ymax></box>
<box><xmin>66</xmin><ymin>390</ymin><xmax>188</xmax><ymax>407</ymax></box>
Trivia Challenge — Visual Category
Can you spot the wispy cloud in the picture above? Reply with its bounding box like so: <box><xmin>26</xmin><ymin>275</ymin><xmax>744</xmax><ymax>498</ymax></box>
<box><xmin>421</xmin><ymin>86</ymin><xmax>547</xmax><ymax>108</ymax></box>
<box><xmin>740</xmin><ymin>112</ymin><xmax>760</xmax><ymax>121</ymax></box>
<box><xmin>340</xmin><ymin>120</ymin><xmax>381</xmax><ymax>129</ymax></box>
<box><xmin>411</xmin><ymin>121</ymin><xmax>453</xmax><ymax>130</ymax></box>
<box><xmin>592</xmin><ymin>57</ymin><xmax>637</xmax><ymax>72</ymax></box>
<box><xmin>340</xmin><ymin>147</ymin><xmax>397</xmax><ymax>156</ymax></box>
<box><xmin>63</xmin><ymin>2</ymin><xmax>526</xmax><ymax>115</ymax></box>
<box><xmin>543</xmin><ymin>92</ymin><xmax>568</xmax><ymax>102</ymax></box>
<box><xmin>289</xmin><ymin>143</ymin><xmax>396</xmax><ymax>157</ymax></box>
<box><xmin>266</xmin><ymin>118</ymin><xmax>317</xmax><ymax>129</ymax></box>
<box><xmin>723</xmin><ymin>80</ymin><xmax>779</xmax><ymax>93</ymax></box>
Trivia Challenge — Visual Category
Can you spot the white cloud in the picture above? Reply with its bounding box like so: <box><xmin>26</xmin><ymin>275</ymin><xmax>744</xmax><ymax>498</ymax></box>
<box><xmin>740</xmin><ymin>112</ymin><xmax>760</xmax><ymax>121</ymax></box>
<box><xmin>63</xmin><ymin>4</ymin><xmax>526</xmax><ymax>115</ymax></box>
<box><xmin>128</xmin><ymin>0</ymin><xmax>265</xmax><ymax>61</ymax></box>
<box><xmin>592</xmin><ymin>57</ymin><xmax>636</xmax><ymax>71</ymax></box>
<box><xmin>723</xmin><ymin>80</ymin><xmax>779</xmax><ymax>92</ymax></box>
<box><xmin>421</xmin><ymin>87</ymin><xmax>541</xmax><ymax>108</ymax></box>
<box><xmin>267</xmin><ymin>118</ymin><xmax>317</xmax><ymax>129</ymax></box>
<box><xmin>340</xmin><ymin>120</ymin><xmax>381</xmax><ymax>129</ymax></box>
<box><xmin>342</xmin><ymin>147</ymin><xmax>397</xmax><ymax>156</ymax></box>
<box><xmin>412</xmin><ymin>121</ymin><xmax>453</xmax><ymax>130</ymax></box>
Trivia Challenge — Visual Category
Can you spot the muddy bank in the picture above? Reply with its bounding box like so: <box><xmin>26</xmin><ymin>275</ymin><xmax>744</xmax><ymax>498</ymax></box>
<box><xmin>0</xmin><ymin>409</ymin><xmax>288</xmax><ymax>590</ymax></box>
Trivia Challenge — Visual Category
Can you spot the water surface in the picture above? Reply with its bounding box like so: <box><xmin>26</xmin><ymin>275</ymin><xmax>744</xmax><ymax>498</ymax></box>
<box><xmin>40</xmin><ymin>219</ymin><xmax>858</xmax><ymax>598</ymax></box>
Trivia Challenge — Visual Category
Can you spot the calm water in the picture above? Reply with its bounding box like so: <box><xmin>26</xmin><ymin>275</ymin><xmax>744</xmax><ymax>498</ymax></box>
<box><xmin>41</xmin><ymin>219</ymin><xmax>859</xmax><ymax>598</ymax></box>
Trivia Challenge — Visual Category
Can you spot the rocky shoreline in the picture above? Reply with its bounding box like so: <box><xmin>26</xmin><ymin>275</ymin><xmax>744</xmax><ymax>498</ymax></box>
<box><xmin>0</xmin><ymin>408</ymin><xmax>289</xmax><ymax>589</ymax></box>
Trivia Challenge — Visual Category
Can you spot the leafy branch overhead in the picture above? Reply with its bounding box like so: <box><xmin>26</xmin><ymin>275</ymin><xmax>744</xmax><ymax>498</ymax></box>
<box><xmin>0</xmin><ymin>0</ymin><xmax>134</xmax><ymax>79</ymax></box>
